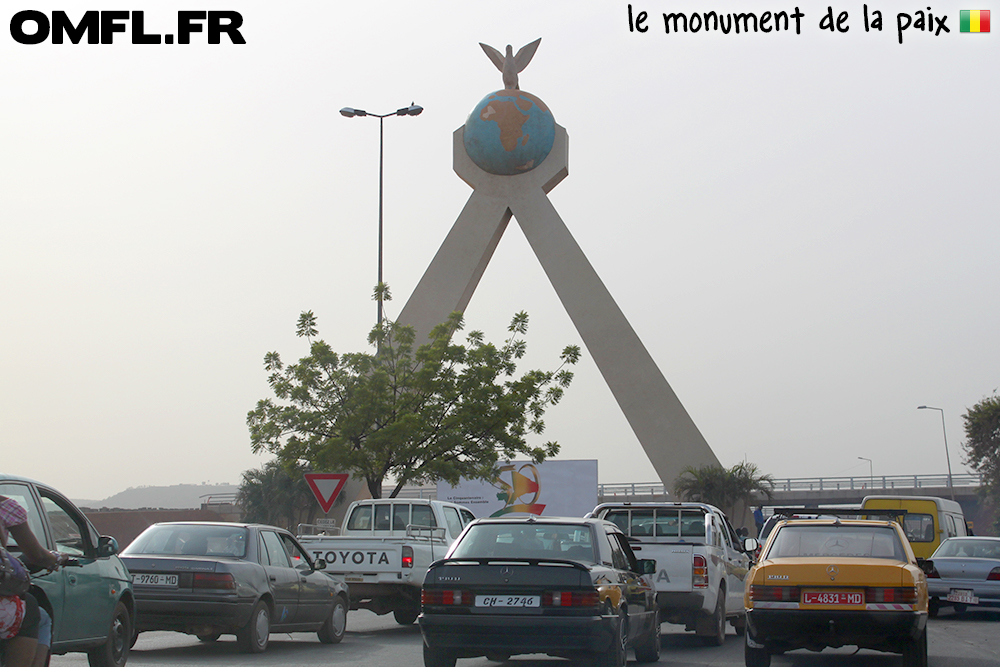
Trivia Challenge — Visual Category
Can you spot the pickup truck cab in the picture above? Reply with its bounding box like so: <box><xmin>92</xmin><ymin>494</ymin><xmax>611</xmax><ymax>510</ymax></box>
<box><xmin>590</xmin><ymin>501</ymin><xmax>752</xmax><ymax>645</ymax></box>
<box><xmin>297</xmin><ymin>498</ymin><xmax>475</xmax><ymax>624</ymax></box>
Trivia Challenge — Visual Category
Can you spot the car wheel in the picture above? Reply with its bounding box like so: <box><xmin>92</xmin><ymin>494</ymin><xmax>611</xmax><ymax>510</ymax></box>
<box><xmin>393</xmin><ymin>605</ymin><xmax>420</xmax><ymax>625</ymax></box>
<box><xmin>236</xmin><ymin>600</ymin><xmax>270</xmax><ymax>654</ymax></box>
<box><xmin>318</xmin><ymin>595</ymin><xmax>348</xmax><ymax>644</ymax></box>
<box><xmin>423</xmin><ymin>643</ymin><xmax>457</xmax><ymax>667</ymax></box>
<box><xmin>928</xmin><ymin>598</ymin><xmax>940</xmax><ymax>618</ymax></box>
<box><xmin>745</xmin><ymin>631</ymin><xmax>771</xmax><ymax>667</ymax></box>
<box><xmin>954</xmin><ymin>603</ymin><xmax>968</xmax><ymax>615</ymax></box>
<box><xmin>699</xmin><ymin>590</ymin><xmax>726</xmax><ymax>646</ymax></box>
<box><xmin>731</xmin><ymin>612</ymin><xmax>747</xmax><ymax>636</ymax></box>
<box><xmin>901</xmin><ymin>626</ymin><xmax>928</xmax><ymax>667</ymax></box>
<box><xmin>632</xmin><ymin>609</ymin><xmax>661</xmax><ymax>663</ymax></box>
<box><xmin>87</xmin><ymin>601</ymin><xmax>131</xmax><ymax>667</ymax></box>
<box><xmin>197</xmin><ymin>632</ymin><xmax>222</xmax><ymax>642</ymax></box>
<box><xmin>593</xmin><ymin>612</ymin><xmax>626</xmax><ymax>667</ymax></box>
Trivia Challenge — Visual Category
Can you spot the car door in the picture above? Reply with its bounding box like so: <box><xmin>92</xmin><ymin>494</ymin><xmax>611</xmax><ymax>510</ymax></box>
<box><xmin>259</xmin><ymin>529</ymin><xmax>299</xmax><ymax>627</ymax></box>
<box><xmin>608</xmin><ymin>531</ymin><xmax>655</xmax><ymax>641</ymax></box>
<box><xmin>36</xmin><ymin>485</ymin><xmax>113</xmax><ymax>642</ymax></box>
<box><xmin>0</xmin><ymin>481</ymin><xmax>69</xmax><ymax>639</ymax></box>
<box><xmin>279</xmin><ymin>532</ymin><xmax>329</xmax><ymax>625</ymax></box>
<box><xmin>720</xmin><ymin>514</ymin><xmax>750</xmax><ymax>613</ymax></box>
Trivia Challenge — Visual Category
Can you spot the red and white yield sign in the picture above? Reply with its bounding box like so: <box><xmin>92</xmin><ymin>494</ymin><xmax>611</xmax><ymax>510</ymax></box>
<box><xmin>304</xmin><ymin>473</ymin><xmax>349</xmax><ymax>514</ymax></box>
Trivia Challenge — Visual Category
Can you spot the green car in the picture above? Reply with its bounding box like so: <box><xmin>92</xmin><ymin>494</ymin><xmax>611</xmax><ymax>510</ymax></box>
<box><xmin>1</xmin><ymin>474</ymin><xmax>134</xmax><ymax>667</ymax></box>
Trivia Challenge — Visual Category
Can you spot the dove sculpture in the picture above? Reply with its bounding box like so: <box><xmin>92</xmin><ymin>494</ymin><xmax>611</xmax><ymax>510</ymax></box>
<box><xmin>479</xmin><ymin>38</ymin><xmax>541</xmax><ymax>90</ymax></box>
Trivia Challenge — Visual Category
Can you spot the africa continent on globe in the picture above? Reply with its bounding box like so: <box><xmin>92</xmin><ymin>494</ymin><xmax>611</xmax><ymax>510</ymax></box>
<box><xmin>463</xmin><ymin>90</ymin><xmax>555</xmax><ymax>176</ymax></box>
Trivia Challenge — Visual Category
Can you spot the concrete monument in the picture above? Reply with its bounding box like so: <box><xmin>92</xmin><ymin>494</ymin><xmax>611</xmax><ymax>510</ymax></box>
<box><xmin>398</xmin><ymin>39</ymin><xmax>720</xmax><ymax>488</ymax></box>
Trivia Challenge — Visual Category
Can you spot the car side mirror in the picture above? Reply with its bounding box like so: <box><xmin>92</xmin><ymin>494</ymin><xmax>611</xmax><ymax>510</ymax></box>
<box><xmin>97</xmin><ymin>535</ymin><xmax>119</xmax><ymax>558</ymax></box>
<box><xmin>313</xmin><ymin>558</ymin><xmax>327</xmax><ymax>571</ymax></box>
<box><xmin>743</xmin><ymin>537</ymin><xmax>759</xmax><ymax>554</ymax></box>
<box><xmin>637</xmin><ymin>558</ymin><xmax>656</xmax><ymax>575</ymax></box>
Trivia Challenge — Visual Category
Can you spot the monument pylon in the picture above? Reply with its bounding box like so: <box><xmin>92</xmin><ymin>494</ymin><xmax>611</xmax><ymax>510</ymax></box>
<box><xmin>398</xmin><ymin>39</ymin><xmax>720</xmax><ymax>488</ymax></box>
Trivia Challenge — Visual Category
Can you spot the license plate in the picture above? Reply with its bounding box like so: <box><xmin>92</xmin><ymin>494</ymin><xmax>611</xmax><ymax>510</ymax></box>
<box><xmin>475</xmin><ymin>595</ymin><xmax>540</xmax><ymax>608</ymax></box>
<box><xmin>132</xmin><ymin>573</ymin><xmax>178</xmax><ymax>587</ymax></box>
<box><xmin>802</xmin><ymin>590</ymin><xmax>863</xmax><ymax>605</ymax></box>
<box><xmin>947</xmin><ymin>589</ymin><xmax>978</xmax><ymax>604</ymax></box>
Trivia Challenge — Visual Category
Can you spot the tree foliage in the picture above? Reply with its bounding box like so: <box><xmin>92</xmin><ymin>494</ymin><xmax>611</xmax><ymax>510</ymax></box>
<box><xmin>963</xmin><ymin>393</ymin><xmax>1000</xmax><ymax>522</ymax></box>
<box><xmin>235</xmin><ymin>459</ymin><xmax>317</xmax><ymax>529</ymax></box>
<box><xmin>673</xmin><ymin>461</ymin><xmax>775</xmax><ymax>524</ymax></box>
<box><xmin>248</xmin><ymin>303</ymin><xmax>580</xmax><ymax>499</ymax></box>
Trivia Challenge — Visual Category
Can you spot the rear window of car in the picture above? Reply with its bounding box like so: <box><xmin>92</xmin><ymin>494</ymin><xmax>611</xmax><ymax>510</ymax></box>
<box><xmin>450</xmin><ymin>523</ymin><xmax>596</xmax><ymax>563</ymax></box>
<box><xmin>934</xmin><ymin>539</ymin><xmax>1000</xmax><ymax>559</ymax></box>
<box><xmin>603</xmin><ymin>508</ymin><xmax>705</xmax><ymax>538</ymax></box>
<box><xmin>124</xmin><ymin>525</ymin><xmax>249</xmax><ymax>558</ymax></box>
<box><xmin>765</xmin><ymin>525</ymin><xmax>906</xmax><ymax>561</ymax></box>
<box><xmin>902</xmin><ymin>513</ymin><xmax>936</xmax><ymax>543</ymax></box>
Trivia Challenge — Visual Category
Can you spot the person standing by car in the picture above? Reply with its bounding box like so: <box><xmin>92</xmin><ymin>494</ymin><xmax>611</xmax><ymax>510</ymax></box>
<box><xmin>753</xmin><ymin>507</ymin><xmax>765</xmax><ymax>538</ymax></box>
<box><xmin>1</xmin><ymin>494</ymin><xmax>63</xmax><ymax>667</ymax></box>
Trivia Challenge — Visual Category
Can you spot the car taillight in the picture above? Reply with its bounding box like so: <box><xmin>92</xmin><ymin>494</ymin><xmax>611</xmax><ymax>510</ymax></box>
<box><xmin>421</xmin><ymin>589</ymin><xmax>472</xmax><ymax>606</ymax></box>
<box><xmin>987</xmin><ymin>567</ymin><xmax>1000</xmax><ymax>581</ymax></box>
<box><xmin>693</xmin><ymin>555</ymin><xmax>708</xmax><ymax>589</ymax></box>
<box><xmin>542</xmin><ymin>590</ymin><xmax>600</xmax><ymax>608</ymax></box>
<box><xmin>866</xmin><ymin>587</ymin><xmax>918</xmax><ymax>604</ymax></box>
<box><xmin>402</xmin><ymin>546</ymin><xmax>414</xmax><ymax>569</ymax></box>
<box><xmin>748</xmin><ymin>585</ymin><xmax>801</xmax><ymax>602</ymax></box>
<box><xmin>193</xmin><ymin>573</ymin><xmax>236</xmax><ymax>590</ymax></box>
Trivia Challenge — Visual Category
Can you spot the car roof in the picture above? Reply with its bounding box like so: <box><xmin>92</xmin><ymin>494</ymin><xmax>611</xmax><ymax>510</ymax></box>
<box><xmin>862</xmin><ymin>495</ymin><xmax>964</xmax><ymax>513</ymax></box>
<box><xmin>0</xmin><ymin>473</ymin><xmax>43</xmax><ymax>485</ymax></box>
<box><xmin>773</xmin><ymin>518</ymin><xmax>899</xmax><ymax>528</ymax></box>
<box><xmin>145</xmin><ymin>521</ymin><xmax>286</xmax><ymax>531</ymax></box>
<box><xmin>592</xmin><ymin>502</ymin><xmax>722</xmax><ymax>513</ymax></box>
<box><xmin>471</xmin><ymin>515</ymin><xmax>613</xmax><ymax>528</ymax></box>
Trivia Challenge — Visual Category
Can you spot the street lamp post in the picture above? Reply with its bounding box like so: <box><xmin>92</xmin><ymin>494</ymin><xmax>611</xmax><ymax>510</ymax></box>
<box><xmin>340</xmin><ymin>103</ymin><xmax>423</xmax><ymax>328</ymax></box>
<box><xmin>858</xmin><ymin>456</ymin><xmax>873</xmax><ymax>489</ymax></box>
<box><xmin>917</xmin><ymin>405</ymin><xmax>955</xmax><ymax>500</ymax></box>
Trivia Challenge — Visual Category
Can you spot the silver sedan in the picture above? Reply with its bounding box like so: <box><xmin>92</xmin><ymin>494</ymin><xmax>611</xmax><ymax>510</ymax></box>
<box><xmin>927</xmin><ymin>536</ymin><xmax>1000</xmax><ymax>616</ymax></box>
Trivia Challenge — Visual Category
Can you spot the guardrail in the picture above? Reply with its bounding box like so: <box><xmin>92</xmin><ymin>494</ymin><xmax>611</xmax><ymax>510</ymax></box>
<box><xmin>598</xmin><ymin>473</ymin><xmax>983</xmax><ymax>498</ymax></box>
<box><xmin>387</xmin><ymin>473</ymin><xmax>982</xmax><ymax>503</ymax></box>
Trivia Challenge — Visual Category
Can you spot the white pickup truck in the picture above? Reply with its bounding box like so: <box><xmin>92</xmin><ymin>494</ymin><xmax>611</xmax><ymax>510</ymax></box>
<box><xmin>297</xmin><ymin>498</ymin><xmax>476</xmax><ymax>624</ymax></box>
<box><xmin>589</xmin><ymin>502</ymin><xmax>753</xmax><ymax>645</ymax></box>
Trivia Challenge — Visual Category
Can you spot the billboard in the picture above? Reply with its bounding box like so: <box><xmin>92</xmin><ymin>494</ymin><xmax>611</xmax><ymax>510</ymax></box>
<box><xmin>438</xmin><ymin>460</ymin><xmax>598</xmax><ymax>519</ymax></box>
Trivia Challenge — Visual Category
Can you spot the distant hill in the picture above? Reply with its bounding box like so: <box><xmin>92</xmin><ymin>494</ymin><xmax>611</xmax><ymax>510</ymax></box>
<box><xmin>74</xmin><ymin>483</ymin><xmax>239</xmax><ymax>510</ymax></box>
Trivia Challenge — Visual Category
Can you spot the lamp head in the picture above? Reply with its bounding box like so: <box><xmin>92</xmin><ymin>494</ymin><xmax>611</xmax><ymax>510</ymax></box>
<box><xmin>397</xmin><ymin>103</ymin><xmax>423</xmax><ymax>116</ymax></box>
<box><xmin>340</xmin><ymin>107</ymin><xmax>368</xmax><ymax>118</ymax></box>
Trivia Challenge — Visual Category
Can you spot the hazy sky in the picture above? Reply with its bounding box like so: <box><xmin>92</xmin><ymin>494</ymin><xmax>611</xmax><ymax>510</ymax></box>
<box><xmin>2</xmin><ymin>1</ymin><xmax>997</xmax><ymax>500</ymax></box>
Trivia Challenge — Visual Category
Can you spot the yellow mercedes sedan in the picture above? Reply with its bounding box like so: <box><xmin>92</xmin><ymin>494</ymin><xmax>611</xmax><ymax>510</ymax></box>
<box><xmin>744</xmin><ymin>517</ymin><xmax>929</xmax><ymax>667</ymax></box>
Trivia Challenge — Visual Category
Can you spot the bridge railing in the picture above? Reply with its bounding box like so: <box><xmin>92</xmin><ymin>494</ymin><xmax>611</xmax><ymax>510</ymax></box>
<box><xmin>598</xmin><ymin>473</ymin><xmax>982</xmax><ymax>499</ymax></box>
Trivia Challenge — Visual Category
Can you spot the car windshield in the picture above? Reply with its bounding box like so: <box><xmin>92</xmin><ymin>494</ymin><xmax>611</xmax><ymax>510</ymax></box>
<box><xmin>766</xmin><ymin>525</ymin><xmax>906</xmax><ymax>561</ymax></box>
<box><xmin>450</xmin><ymin>523</ymin><xmax>596</xmax><ymax>563</ymax></box>
<box><xmin>123</xmin><ymin>525</ymin><xmax>249</xmax><ymax>558</ymax></box>
<box><xmin>934</xmin><ymin>539</ymin><xmax>1000</xmax><ymax>559</ymax></box>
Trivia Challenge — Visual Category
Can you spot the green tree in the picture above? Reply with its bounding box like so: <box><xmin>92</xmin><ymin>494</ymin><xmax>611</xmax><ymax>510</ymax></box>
<box><xmin>235</xmin><ymin>459</ymin><xmax>317</xmax><ymax>529</ymax></box>
<box><xmin>963</xmin><ymin>392</ymin><xmax>1000</xmax><ymax>531</ymax></box>
<box><xmin>673</xmin><ymin>462</ymin><xmax>774</xmax><ymax>523</ymax></box>
<box><xmin>248</xmin><ymin>301</ymin><xmax>580</xmax><ymax>499</ymax></box>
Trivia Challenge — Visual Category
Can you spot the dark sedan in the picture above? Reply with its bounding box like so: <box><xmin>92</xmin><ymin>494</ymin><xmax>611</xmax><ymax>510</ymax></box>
<box><xmin>120</xmin><ymin>522</ymin><xmax>348</xmax><ymax>653</ymax></box>
<box><xmin>927</xmin><ymin>536</ymin><xmax>1000</xmax><ymax>616</ymax></box>
<box><xmin>419</xmin><ymin>516</ymin><xmax>660</xmax><ymax>667</ymax></box>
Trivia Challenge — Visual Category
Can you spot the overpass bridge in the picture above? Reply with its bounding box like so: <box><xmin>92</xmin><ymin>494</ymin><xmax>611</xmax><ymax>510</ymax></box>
<box><xmin>597</xmin><ymin>473</ymin><xmax>993</xmax><ymax>533</ymax></box>
<box><xmin>394</xmin><ymin>473</ymin><xmax>991</xmax><ymax>530</ymax></box>
<box><xmin>597</xmin><ymin>473</ymin><xmax>983</xmax><ymax>506</ymax></box>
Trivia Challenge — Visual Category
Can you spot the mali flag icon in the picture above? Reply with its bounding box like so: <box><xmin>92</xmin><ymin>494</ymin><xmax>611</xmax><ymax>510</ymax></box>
<box><xmin>960</xmin><ymin>10</ymin><xmax>991</xmax><ymax>32</ymax></box>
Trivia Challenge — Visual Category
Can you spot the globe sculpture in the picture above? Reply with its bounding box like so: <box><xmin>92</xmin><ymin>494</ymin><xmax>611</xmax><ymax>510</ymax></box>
<box><xmin>463</xmin><ymin>89</ymin><xmax>555</xmax><ymax>176</ymax></box>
